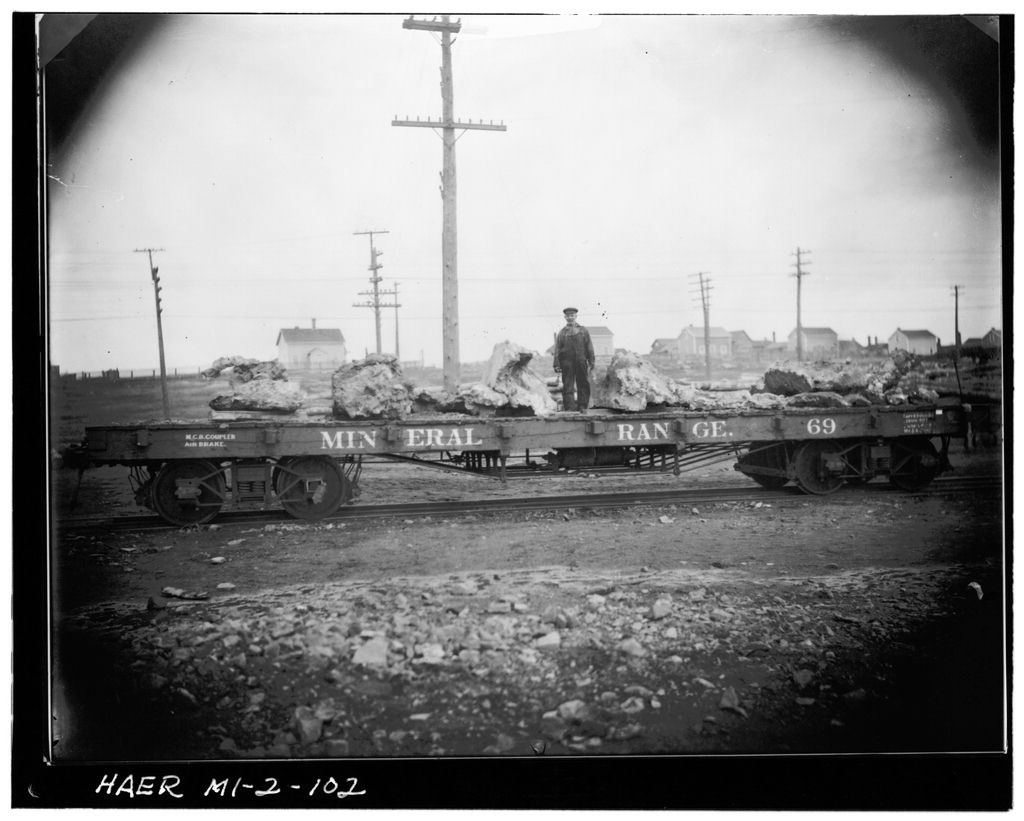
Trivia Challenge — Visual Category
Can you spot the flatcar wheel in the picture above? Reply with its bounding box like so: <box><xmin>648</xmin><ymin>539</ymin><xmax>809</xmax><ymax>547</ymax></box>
<box><xmin>150</xmin><ymin>460</ymin><xmax>225</xmax><ymax>526</ymax></box>
<box><xmin>792</xmin><ymin>441</ymin><xmax>845</xmax><ymax>495</ymax></box>
<box><xmin>737</xmin><ymin>444</ymin><xmax>789</xmax><ymax>489</ymax></box>
<box><xmin>274</xmin><ymin>456</ymin><xmax>350</xmax><ymax>520</ymax></box>
<box><xmin>889</xmin><ymin>437</ymin><xmax>940</xmax><ymax>491</ymax></box>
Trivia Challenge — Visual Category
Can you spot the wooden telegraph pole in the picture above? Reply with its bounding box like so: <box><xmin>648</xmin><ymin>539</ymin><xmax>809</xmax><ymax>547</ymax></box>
<box><xmin>951</xmin><ymin>284</ymin><xmax>964</xmax><ymax>359</ymax></box>
<box><xmin>791</xmin><ymin>247</ymin><xmax>811</xmax><ymax>362</ymax></box>
<box><xmin>689</xmin><ymin>272</ymin><xmax>713</xmax><ymax>380</ymax></box>
<box><xmin>378</xmin><ymin>280</ymin><xmax>402</xmax><ymax>360</ymax></box>
<box><xmin>353</xmin><ymin>230</ymin><xmax>398</xmax><ymax>355</ymax></box>
<box><xmin>393</xmin><ymin>15</ymin><xmax>507</xmax><ymax>392</ymax></box>
<box><xmin>134</xmin><ymin>247</ymin><xmax>170</xmax><ymax>419</ymax></box>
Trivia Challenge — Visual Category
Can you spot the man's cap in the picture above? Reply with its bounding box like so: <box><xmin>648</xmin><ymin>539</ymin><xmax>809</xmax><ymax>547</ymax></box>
<box><xmin>563</xmin><ymin>307</ymin><xmax>578</xmax><ymax>315</ymax></box>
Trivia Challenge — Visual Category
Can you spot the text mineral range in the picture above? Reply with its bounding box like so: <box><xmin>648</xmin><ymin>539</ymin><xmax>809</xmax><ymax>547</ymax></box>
<box><xmin>318</xmin><ymin>427</ymin><xmax>485</xmax><ymax>450</ymax></box>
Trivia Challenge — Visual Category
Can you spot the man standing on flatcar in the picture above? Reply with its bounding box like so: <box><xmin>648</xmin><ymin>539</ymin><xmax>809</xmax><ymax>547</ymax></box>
<box><xmin>553</xmin><ymin>307</ymin><xmax>595</xmax><ymax>412</ymax></box>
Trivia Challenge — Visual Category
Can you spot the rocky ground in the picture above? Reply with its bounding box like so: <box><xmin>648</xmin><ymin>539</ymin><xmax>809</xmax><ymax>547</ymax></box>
<box><xmin>50</xmin><ymin>443</ymin><xmax>1006</xmax><ymax>763</ymax></box>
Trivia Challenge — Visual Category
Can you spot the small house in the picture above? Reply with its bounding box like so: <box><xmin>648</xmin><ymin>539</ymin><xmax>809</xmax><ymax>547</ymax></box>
<box><xmin>787</xmin><ymin>327</ymin><xmax>839</xmax><ymax>358</ymax></box>
<box><xmin>277</xmin><ymin>321</ymin><xmax>347</xmax><ymax>369</ymax></box>
<box><xmin>679</xmin><ymin>325</ymin><xmax>732</xmax><ymax>359</ymax></box>
<box><xmin>961</xmin><ymin>328</ymin><xmax>1002</xmax><ymax>360</ymax></box>
<box><xmin>838</xmin><ymin>338</ymin><xmax>866</xmax><ymax>358</ymax></box>
<box><xmin>730</xmin><ymin>330</ymin><xmax>754</xmax><ymax>358</ymax></box>
<box><xmin>586</xmin><ymin>326</ymin><xmax>615</xmax><ymax>358</ymax></box>
<box><xmin>982</xmin><ymin>328</ymin><xmax>1002</xmax><ymax>350</ymax></box>
<box><xmin>888</xmin><ymin>328</ymin><xmax>938</xmax><ymax>356</ymax></box>
<box><xmin>650</xmin><ymin>337</ymin><xmax>679</xmax><ymax>361</ymax></box>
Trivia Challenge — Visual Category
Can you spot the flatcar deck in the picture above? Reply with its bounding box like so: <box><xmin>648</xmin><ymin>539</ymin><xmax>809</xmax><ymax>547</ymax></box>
<box><xmin>77</xmin><ymin>403</ymin><xmax>969</xmax><ymax>464</ymax></box>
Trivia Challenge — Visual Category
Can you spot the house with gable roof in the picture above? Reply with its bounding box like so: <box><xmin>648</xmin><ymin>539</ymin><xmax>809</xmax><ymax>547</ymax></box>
<box><xmin>679</xmin><ymin>325</ymin><xmax>732</xmax><ymax>359</ymax></box>
<box><xmin>276</xmin><ymin>320</ymin><xmax>347</xmax><ymax>369</ymax></box>
<box><xmin>787</xmin><ymin>327</ymin><xmax>839</xmax><ymax>358</ymax></box>
<box><xmin>888</xmin><ymin>328</ymin><xmax>938</xmax><ymax>356</ymax></box>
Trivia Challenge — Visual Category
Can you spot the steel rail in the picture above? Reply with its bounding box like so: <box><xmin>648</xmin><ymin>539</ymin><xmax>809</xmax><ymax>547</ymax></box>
<box><xmin>56</xmin><ymin>474</ymin><xmax>1002</xmax><ymax>534</ymax></box>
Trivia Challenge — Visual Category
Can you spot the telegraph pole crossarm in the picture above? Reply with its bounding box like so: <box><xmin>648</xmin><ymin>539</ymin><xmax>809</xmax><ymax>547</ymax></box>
<box><xmin>391</xmin><ymin>117</ymin><xmax>507</xmax><ymax>132</ymax></box>
<box><xmin>134</xmin><ymin>247</ymin><xmax>170</xmax><ymax>419</ymax></box>
<box><xmin>402</xmin><ymin>16</ymin><xmax>462</xmax><ymax>33</ymax></box>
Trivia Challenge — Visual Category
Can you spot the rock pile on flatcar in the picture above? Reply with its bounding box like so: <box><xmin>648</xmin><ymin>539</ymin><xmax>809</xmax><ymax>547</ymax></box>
<box><xmin>204</xmin><ymin>357</ymin><xmax>287</xmax><ymax>385</ymax></box>
<box><xmin>588</xmin><ymin>350</ymin><xmax>948</xmax><ymax>412</ymax></box>
<box><xmin>587</xmin><ymin>351</ymin><xmax>776</xmax><ymax>412</ymax></box>
<box><xmin>409</xmin><ymin>341</ymin><xmax>557</xmax><ymax>418</ymax></box>
<box><xmin>331</xmin><ymin>354</ymin><xmax>415</xmax><ymax>420</ymax></box>
<box><xmin>591</xmin><ymin>351</ymin><xmax>680</xmax><ymax>412</ymax></box>
<box><xmin>209</xmin><ymin>380</ymin><xmax>304</xmax><ymax>413</ymax></box>
<box><xmin>462</xmin><ymin>341</ymin><xmax>557</xmax><ymax>417</ymax></box>
<box><xmin>205</xmin><ymin>356</ymin><xmax>303</xmax><ymax>413</ymax></box>
<box><xmin>199</xmin><ymin>345</ymin><xmax>953</xmax><ymax>422</ymax></box>
<box><xmin>202</xmin><ymin>355</ymin><xmax>259</xmax><ymax>379</ymax></box>
<box><xmin>753</xmin><ymin>352</ymin><xmax>941</xmax><ymax>405</ymax></box>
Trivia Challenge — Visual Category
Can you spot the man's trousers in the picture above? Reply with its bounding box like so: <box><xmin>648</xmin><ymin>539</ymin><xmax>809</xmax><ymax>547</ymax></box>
<box><xmin>559</xmin><ymin>358</ymin><xmax>590</xmax><ymax>411</ymax></box>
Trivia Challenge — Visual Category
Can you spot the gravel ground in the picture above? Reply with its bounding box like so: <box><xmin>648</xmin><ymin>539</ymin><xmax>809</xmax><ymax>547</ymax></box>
<box><xmin>50</xmin><ymin>441</ymin><xmax>1006</xmax><ymax>766</ymax></box>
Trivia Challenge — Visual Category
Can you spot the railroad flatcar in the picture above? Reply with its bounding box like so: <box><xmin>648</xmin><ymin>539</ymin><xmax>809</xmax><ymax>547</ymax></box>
<box><xmin>60</xmin><ymin>399</ymin><xmax>983</xmax><ymax>526</ymax></box>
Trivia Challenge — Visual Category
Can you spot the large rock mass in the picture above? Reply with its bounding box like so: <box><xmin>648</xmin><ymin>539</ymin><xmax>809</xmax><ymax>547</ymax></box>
<box><xmin>754</xmin><ymin>354</ymin><xmax>924</xmax><ymax>401</ymax></box>
<box><xmin>754</xmin><ymin>353</ymin><xmax>950</xmax><ymax>406</ymax></box>
<box><xmin>410</xmin><ymin>388</ymin><xmax>473</xmax><ymax>416</ymax></box>
<box><xmin>227</xmin><ymin>360</ymin><xmax>287</xmax><ymax>385</ymax></box>
<box><xmin>209</xmin><ymin>379</ymin><xmax>303</xmax><ymax>413</ymax></box>
<box><xmin>203</xmin><ymin>355</ymin><xmax>260</xmax><ymax>379</ymax></box>
<box><xmin>592</xmin><ymin>351</ymin><xmax>681</xmax><ymax>412</ymax></box>
<box><xmin>331</xmin><ymin>354</ymin><xmax>413</xmax><ymax>420</ymax></box>
<box><xmin>206</xmin><ymin>356</ymin><xmax>299</xmax><ymax>412</ymax></box>
<box><xmin>203</xmin><ymin>356</ymin><xmax>286</xmax><ymax>386</ymax></box>
<box><xmin>460</xmin><ymin>341</ymin><xmax>557</xmax><ymax>417</ymax></box>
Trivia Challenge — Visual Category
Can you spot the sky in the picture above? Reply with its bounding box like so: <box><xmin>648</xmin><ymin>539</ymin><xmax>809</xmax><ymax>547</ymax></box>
<box><xmin>43</xmin><ymin>12</ymin><xmax>1004</xmax><ymax>374</ymax></box>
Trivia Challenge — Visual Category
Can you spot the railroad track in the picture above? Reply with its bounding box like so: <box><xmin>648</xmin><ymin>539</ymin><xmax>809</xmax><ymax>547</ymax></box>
<box><xmin>57</xmin><ymin>474</ymin><xmax>1002</xmax><ymax>534</ymax></box>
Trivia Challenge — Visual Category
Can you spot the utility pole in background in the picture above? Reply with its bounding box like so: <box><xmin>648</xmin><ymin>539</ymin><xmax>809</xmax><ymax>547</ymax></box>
<box><xmin>689</xmin><ymin>272</ymin><xmax>713</xmax><ymax>380</ymax></box>
<box><xmin>393</xmin><ymin>14</ymin><xmax>507</xmax><ymax>392</ymax></box>
<box><xmin>134</xmin><ymin>247</ymin><xmax>169</xmax><ymax>419</ymax></box>
<box><xmin>353</xmin><ymin>230</ymin><xmax>398</xmax><ymax>355</ymax></box>
<box><xmin>791</xmin><ymin>247</ymin><xmax>811</xmax><ymax>361</ymax></box>
<box><xmin>378</xmin><ymin>281</ymin><xmax>402</xmax><ymax>360</ymax></box>
<box><xmin>951</xmin><ymin>284</ymin><xmax>964</xmax><ymax>359</ymax></box>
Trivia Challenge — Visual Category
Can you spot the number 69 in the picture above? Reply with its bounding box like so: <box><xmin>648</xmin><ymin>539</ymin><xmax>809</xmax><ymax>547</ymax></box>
<box><xmin>807</xmin><ymin>418</ymin><xmax>836</xmax><ymax>435</ymax></box>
